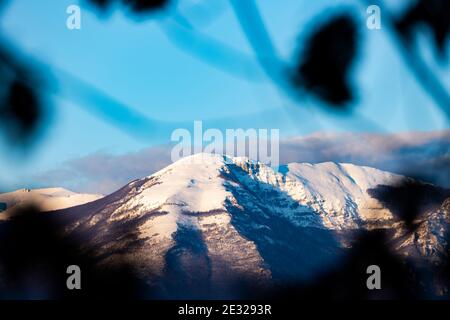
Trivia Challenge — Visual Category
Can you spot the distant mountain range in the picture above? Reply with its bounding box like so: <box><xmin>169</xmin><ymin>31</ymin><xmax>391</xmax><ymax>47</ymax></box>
<box><xmin>1</xmin><ymin>153</ymin><xmax>449</xmax><ymax>298</ymax></box>
<box><xmin>0</xmin><ymin>187</ymin><xmax>102</xmax><ymax>220</ymax></box>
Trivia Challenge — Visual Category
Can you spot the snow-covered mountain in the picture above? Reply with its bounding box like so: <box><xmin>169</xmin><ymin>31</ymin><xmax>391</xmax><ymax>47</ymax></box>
<box><xmin>39</xmin><ymin>153</ymin><xmax>449</xmax><ymax>298</ymax></box>
<box><xmin>0</xmin><ymin>187</ymin><xmax>103</xmax><ymax>220</ymax></box>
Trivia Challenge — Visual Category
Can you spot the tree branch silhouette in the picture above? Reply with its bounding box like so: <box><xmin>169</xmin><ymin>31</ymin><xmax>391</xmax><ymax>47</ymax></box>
<box><xmin>160</xmin><ymin>13</ymin><xmax>265</xmax><ymax>82</ymax></box>
<box><xmin>361</xmin><ymin>0</ymin><xmax>450</xmax><ymax>118</ymax></box>
<box><xmin>229</xmin><ymin>0</ymin><xmax>291</xmax><ymax>92</ymax></box>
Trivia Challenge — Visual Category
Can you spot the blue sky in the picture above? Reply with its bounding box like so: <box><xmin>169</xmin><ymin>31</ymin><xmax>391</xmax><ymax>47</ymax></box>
<box><xmin>0</xmin><ymin>0</ymin><xmax>449</xmax><ymax>192</ymax></box>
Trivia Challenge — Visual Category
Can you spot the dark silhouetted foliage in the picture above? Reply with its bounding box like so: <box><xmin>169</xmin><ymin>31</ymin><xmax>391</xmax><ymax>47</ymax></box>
<box><xmin>88</xmin><ymin>0</ymin><xmax>169</xmax><ymax>13</ymax></box>
<box><xmin>0</xmin><ymin>47</ymin><xmax>44</xmax><ymax>145</ymax></box>
<box><xmin>293</xmin><ymin>14</ymin><xmax>359</xmax><ymax>107</ymax></box>
<box><xmin>0</xmin><ymin>205</ymin><xmax>150</xmax><ymax>299</ymax></box>
<box><xmin>0</xmin><ymin>0</ymin><xmax>449</xmax><ymax>301</ymax></box>
<box><xmin>272</xmin><ymin>230</ymin><xmax>424</xmax><ymax>299</ymax></box>
<box><xmin>396</xmin><ymin>0</ymin><xmax>450</xmax><ymax>59</ymax></box>
<box><xmin>368</xmin><ymin>180</ymin><xmax>450</xmax><ymax>230</ymax></box>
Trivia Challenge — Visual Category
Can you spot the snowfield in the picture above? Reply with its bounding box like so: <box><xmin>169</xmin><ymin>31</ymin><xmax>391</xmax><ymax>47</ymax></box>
<box><xmin>0</xmin><ymin>187</ymin><xmax>103</xmax><ymax>220</ymax></box>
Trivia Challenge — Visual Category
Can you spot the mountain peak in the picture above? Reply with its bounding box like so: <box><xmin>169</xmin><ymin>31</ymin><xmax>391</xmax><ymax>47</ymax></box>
<box><xmin>24</xmin><ymin>154</ymin><xmax>449</xmax><ymax>298</ymax></box>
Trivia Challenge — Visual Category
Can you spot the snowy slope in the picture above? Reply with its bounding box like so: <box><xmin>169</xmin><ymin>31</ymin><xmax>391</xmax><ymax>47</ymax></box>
<box><xmin>0</xmin><ymin>187</ymin><xmax>103</xmax><ymax>220</ymax></box>
<box><xmin>395</xmin><ymin>198</ymin><xmax>450</xmax><ymax>261</ymax></box>
<box><xmin>61</xmin><ymin>154</ymin><xmax>272</xmax><ymax>290</ymax></box>
<box><xmin>28</xmin><ymin>153</ymin><xmax>449</xmax><ymax>297</ymax></box>
<box><xmin>280</xmin><ymin>162</ymin><xmax>404</xmax><ymax>229</ymax></box>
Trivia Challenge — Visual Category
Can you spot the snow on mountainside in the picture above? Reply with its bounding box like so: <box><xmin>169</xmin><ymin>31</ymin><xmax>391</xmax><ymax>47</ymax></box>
<box><xmin>38</xmin><ymin>153</ymin><xmax>449</xmax><ymax>298</ymax></box>
<box><xmin>0</xmin><ymin>188</ymin><xmax>103</xmax><ymax>220</ymax></box>
<box><xmin>281</xmin><ymin>162</ymin><xmax>405</xmax><ymax>229</ymax></box>
<box><xmin>395</xmin><ymin>198</ymin><xmax>450</xmax><ymax>261</ymax></box>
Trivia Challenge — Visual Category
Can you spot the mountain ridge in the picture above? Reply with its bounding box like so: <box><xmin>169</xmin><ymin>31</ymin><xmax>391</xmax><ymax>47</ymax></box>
<box><xmin>3</xmin><ymin>153</ymin><xmax>449</xmax><ymax>298</ymax></box>
<box><xmin>0</xmin><ymin>187</ymin><xmax>103</xmax><ymax>220</ymax></box>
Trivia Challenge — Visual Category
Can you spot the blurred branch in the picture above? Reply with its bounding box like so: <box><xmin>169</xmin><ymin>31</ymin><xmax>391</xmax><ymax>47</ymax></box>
<box><xmin>0</xmin><ymin>36</ymin><xmax>180</xmax><ymax>143</ymax></box>
<box><xmin>229</xmin><ymin>0</ymin><xmax>389</xmax><ymax>133</ymax></box>
<box><xmin>362</xmin><ymin>0</ymin><xmax>450</xmax><ymax>118</ymax></box>
<box><xmin>160</xmin><ymin>13</ymin><xmax>264</xmax><ymax>82</ymax></box>
<box><xmin>229</xmin><ymin>0</ymin><xmax>289</xmax><ymax>89</ymax></box>
<box><xmin>0</xmin><ymin>37</ymin><xmax>46</xmax><ymax>147</ymax></box>
<box><xmin>176</xmin><ymin>0</ymin><xmax>228</xmax><ymax>29</ymax></box>
<box><xmin>55</xmin><ymin>66</ymin><xmax>179</xmax><ymax>141</ymax></box>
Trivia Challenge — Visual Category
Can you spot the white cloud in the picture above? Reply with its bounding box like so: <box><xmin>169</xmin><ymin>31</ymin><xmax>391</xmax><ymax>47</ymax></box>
<box><xmin>33</xmin><ymin>130</ymin><xmax>450</xmax><ymax>194</ymax></box>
